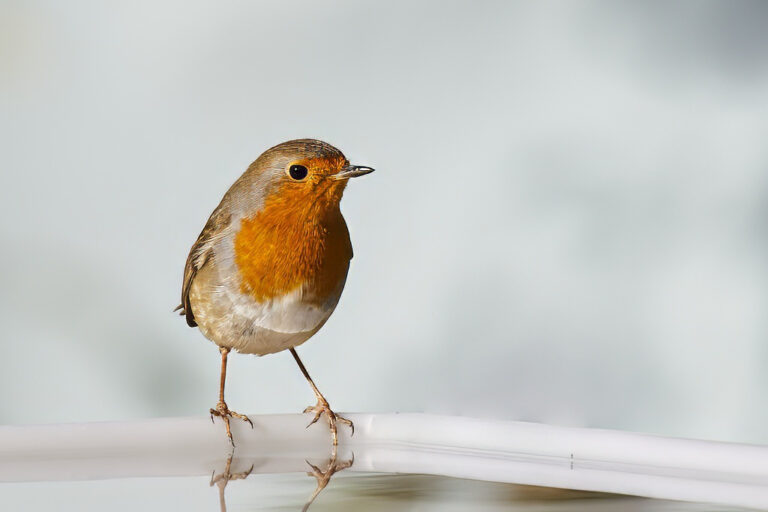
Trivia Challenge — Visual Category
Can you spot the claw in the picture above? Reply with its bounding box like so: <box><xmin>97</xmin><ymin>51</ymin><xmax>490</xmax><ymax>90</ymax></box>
<box><xmin>305</xmin><ymin>409</ymin><xmax>322</xmax><ymax>428</ymax></box>
<box><xmin>301</xmin><ymin>451</ymin><xmax>354</xmax><ymax>512</ymax></box>
<box><xmin>210</xmin><ymin>402</ymin><xmax>252</xmax><ymax>446</ymax></box>
<box><xmin>210</xmin><ymin>454</ymin><xmax>255</xmax><ymax>512</ymax></box>
<box><xmin>336</xmin><ymin>416</ymin><xmax>354</xmax><ymax>437</ymax></box>
<box><xmin>229</xmin><ymin>410</ymin><xmax>254</xmax><ymax>429</ymax></box>
<box><xmin>302</xmin><ymin>400</ymin><xmax>354</xmax><ymax>446</ymax></box>
<box><xmin>305</xmin><ymin>459</ymin><xmax>322</xmax><ymax>476</ymax></box>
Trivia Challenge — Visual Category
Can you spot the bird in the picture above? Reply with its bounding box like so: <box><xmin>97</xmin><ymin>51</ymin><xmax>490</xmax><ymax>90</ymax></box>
<box><xmin>176</xmin><ymin>139</ymin><xmax>373</xmax><ymax>446</ymax></box>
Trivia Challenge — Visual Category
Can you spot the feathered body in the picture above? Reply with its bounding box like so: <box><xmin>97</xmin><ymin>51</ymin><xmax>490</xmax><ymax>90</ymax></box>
<box><xmin>179</xmin><ymin>140</ymin><xmax>355</xmax><ymax>355</ymax></box>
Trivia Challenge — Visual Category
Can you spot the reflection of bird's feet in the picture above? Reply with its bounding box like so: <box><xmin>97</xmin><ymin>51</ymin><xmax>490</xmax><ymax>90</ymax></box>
<box><xmin>210</xmin><ymin>455</ymin><xmax>254</xmax><ymax>487</ymax></box>
<box><xmin>210</xmin><ymin>401</ymin><xmax>253</xmax><ymax>446</ymax></box>
<box><xmin>303</xmin><ymin>399</ymin><xmax>354</xmax><ymax>446</ymax></box>
<box><xmin>210</xmin><ymin>454</ymin><xmax>254</xmax><ymax>512</ymax></box>
<box><xmin>302</xmin><ymin>450</ymin><xmax>354</xmax><ymax>512</ymax></box>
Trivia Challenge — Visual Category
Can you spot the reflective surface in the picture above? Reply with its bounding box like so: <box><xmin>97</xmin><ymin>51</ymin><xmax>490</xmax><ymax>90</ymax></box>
<box><xmin>1</xmin><ymin>413</ymin><xmax>766</xmax><ymax>509</ymax></box>
<box><xmin>0</xmin><ymin>460</ymin><xmax>736</xmax><ymax>512</ymax></box>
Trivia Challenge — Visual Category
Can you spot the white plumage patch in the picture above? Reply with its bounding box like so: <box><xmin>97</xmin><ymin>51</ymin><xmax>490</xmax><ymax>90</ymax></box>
<box><xmin>226</xmin><ymin>285</ymin><xmax>334</xmax><ymax>334</ymax></box>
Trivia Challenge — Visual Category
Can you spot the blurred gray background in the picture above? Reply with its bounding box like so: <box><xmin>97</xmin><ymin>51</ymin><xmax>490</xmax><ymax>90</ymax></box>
<box><xmin>1</xmin><ymin>1</ymin><xmax>766</xmax><ymax>444</ymax></box>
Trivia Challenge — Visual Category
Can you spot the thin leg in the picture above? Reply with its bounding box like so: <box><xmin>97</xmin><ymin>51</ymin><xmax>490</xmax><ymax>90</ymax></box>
<box><xmin>290</xmin><ymin>348</ymin><xmax>354</xmax><ymax>446</ymax></box>
<box><xmin>301</xmin><ymin>444</ymin><xmax>354</xmax><ymax>512</ymax></box>
<box><xmin>218</xmin><ymin>346</ymin><xmax>228</xmax><ymax>404</ymax></box>
<box><xmin>210</xmin><ymin>346</ymin><xmax>253</xmax><ymax>446</ymax></box>
<box><xmin>210</xmin><ymin>453</ymin><xmax>254</xmax><ymax>512</ymax></box>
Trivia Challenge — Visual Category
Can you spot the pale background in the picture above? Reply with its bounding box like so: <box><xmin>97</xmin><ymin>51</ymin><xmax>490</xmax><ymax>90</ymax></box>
<box><xmin>1</xmin><ymin>1</ymin><xmax>766</xmax><ymax>444</ymax></box>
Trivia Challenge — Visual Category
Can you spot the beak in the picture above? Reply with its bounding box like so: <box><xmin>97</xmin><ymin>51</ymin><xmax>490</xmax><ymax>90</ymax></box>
<box><xmin>331</xmin><ymin>164</ymin><xmax>375</xmax><ymax>180</ymax></box>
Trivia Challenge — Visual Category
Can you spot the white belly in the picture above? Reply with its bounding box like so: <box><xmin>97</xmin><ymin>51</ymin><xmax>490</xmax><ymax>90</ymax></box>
<box><xmin>219</xmin><ymin>286</ymin><xmax>340</xmax><ymax>355</ymax></box>
<box><xmin>189</xmin><ymin>263</ymin><xmax>346</xmax><ymax>355</ymax></box>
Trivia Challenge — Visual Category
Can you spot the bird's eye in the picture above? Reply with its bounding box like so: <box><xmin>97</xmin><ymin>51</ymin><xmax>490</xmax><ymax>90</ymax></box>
<box><xmin>287</xmin><ymin>164</ymin><xmax>308</xmax><ymax>181</ymax></box>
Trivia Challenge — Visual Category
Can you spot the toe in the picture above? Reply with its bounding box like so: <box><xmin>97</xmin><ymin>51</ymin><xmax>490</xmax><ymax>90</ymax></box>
<box><xmin>306</xmin><ymin>410</ymin><xmax>323</xmax><ymax>428</ymax></box>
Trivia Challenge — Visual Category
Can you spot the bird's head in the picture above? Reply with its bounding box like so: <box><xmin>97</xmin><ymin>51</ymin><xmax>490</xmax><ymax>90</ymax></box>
<box><xmin>245</xmin><ymin>139</ymin><xmax>374</xmax><ymax>215</ymax></box>
<box><xmin>232</xmin><ymin>139</ymin><xmax>373</xmax><ymax>302</ymax></box>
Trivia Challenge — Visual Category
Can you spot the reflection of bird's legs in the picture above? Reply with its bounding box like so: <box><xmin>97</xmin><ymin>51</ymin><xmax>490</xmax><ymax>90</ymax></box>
<box><xmin>210</xmin><ymin>346</ymin><xmax>253</xmax><ymax>446</ymax></box>
<box><xmin>210</xmin><ymin>453</ymin><xmax>254</xmax><ymax>512</ymax></box>
<box><xmin>290</xmin><ymin>348</ymin><xmax>354</xmax><ymax>446</ymax></box>
<box><xmin>302</xmin><ymin>444</ymin><xmax>355</xmax><ymax>512</ymax></box>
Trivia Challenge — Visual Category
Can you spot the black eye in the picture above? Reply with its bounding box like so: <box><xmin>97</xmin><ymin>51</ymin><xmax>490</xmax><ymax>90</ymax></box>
<box><xmin>288</xmin><ymin>164</ymin><xmax>308</xmax><ymax>181</ymax></box>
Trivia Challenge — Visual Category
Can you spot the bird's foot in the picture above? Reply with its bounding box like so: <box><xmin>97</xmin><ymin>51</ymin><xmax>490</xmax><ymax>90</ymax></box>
<box><xmin>210</xmin><ymin>453</ymin><xmax>254</xmax><ymax>512</ymax></box>
<box><xmin>303</xmin><ymin>399</ymin><xmax>354</xmax><ymax>446</ymax></box>
<box><xmin>210</xmin><ymin>453</ymin><xmax>254</xmax><ymax>488</ymax></box>
<box><xmin>302</xmin><ymin>449</ymin><xmax>354</xmax><ymax>512</ymax></box>
<box><xmin>210</xmin><ymin>401</ymin><xmax>253</xmax><ymax>446</ymax></box>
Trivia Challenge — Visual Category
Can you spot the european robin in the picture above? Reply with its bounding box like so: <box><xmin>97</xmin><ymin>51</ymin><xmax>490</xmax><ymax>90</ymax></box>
<box><xmin>176</xmin><ymin>139</ymin><xmax>373</xmax><ymax>446</ymax></box>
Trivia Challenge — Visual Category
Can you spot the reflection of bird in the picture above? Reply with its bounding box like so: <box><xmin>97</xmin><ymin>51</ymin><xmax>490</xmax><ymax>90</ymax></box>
<box><xmin>208</xmin><ymin>448</ymin><xmax>353</xmax><ymax>512</ymax></box>
<box><xmin>303</xmin><ymin>447</ymin><xmax>355</xmax><ymax>512</ymax></box>
<box><xmin>177</xmin><ymin>139</ymin><xmax>373</xmax><ymax>445</ymax></box>
<box><xmin>209</xmin><ymin>454</ymin><xmax>253</xmax><ymax>512</ymax></box>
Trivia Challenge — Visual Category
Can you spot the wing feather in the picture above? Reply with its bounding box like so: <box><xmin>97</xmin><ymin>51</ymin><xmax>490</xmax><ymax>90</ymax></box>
<box><xmin>177</xmin><ymin>205</ymin><xmax>231</xmax><ymax>327</ymax></box>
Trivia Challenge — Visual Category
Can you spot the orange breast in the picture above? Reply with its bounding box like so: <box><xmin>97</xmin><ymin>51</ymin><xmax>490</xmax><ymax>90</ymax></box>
<box><xmin>233</xmin><ymin>182</ymin><xmax>353</xmax><ymax>305</ymax></box>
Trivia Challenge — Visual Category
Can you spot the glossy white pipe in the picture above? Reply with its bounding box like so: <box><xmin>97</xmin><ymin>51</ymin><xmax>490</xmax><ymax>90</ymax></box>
<box><xmin>0</xmin><ymin>413</ymin><xmax>766</xmax><ymax>508</ymax></box>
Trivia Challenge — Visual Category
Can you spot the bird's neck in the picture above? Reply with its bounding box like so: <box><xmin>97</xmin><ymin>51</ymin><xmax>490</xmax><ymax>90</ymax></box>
<box><xmin>233</xmin><ymin>190</ymin><xmax>352</xmax><ymax>304</ymax></box>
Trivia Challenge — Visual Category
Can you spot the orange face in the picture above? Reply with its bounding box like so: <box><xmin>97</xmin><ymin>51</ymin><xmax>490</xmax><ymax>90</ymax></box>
<box><xmin>233</xmin><ymin>155</ymin><xmax>354</xmax><ymax>304</ymax></box>
<box><xmin>276</xmin><ymin>154</ymin><xmax>351</xmax><ymax>206</ymax></box>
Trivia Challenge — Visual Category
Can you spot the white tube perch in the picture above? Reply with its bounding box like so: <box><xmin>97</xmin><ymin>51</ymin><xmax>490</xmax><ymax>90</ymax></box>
<box><xmin>0</xmin><ymin>413</ymin><xmax>766</xmax><ymax>509</ymax></box>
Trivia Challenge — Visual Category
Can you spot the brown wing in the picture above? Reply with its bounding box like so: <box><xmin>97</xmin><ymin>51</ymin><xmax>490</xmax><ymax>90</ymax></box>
<box><xmin>176</xmin><ymin>205</ymin><xmax>231</xmax><ymax>327</ymax></box>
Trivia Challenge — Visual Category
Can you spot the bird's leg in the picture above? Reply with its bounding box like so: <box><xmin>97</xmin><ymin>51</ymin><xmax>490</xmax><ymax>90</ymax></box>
<box><xmin>289</xmin><ymin>348</ymin><xmax>353</xmax><ymax>446</ymax></box>
<box><xmin>210</xmin><ymin>453</ymin><xmax>254</xmax><ymax>512</ymax></box>
<box><xmin>210</xmin><ymin>346</ymin><xmax>253</xmax><ymax>446</ymax></box>
<box><xmin>301</xmin><ymin>444</ymin><xmax>354</xmax><ymax>512</ymax></box>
